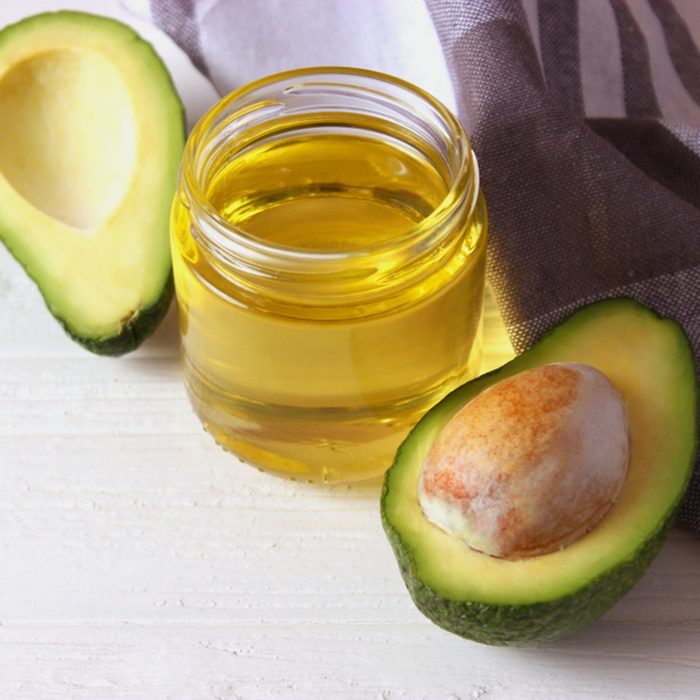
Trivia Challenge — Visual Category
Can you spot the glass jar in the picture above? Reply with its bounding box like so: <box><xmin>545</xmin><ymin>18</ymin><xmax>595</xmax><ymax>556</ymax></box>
<box><xmin>171</xmin><ymin>67</ymin><xmax>487</xmax><ymax>483</ymax></box>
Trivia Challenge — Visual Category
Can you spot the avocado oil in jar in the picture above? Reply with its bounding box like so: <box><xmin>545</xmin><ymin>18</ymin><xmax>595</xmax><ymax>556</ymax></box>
<box><xmin>172</xmin><ymin>68</ymin><xmax>487</xmax><ymax>483</ymax></box>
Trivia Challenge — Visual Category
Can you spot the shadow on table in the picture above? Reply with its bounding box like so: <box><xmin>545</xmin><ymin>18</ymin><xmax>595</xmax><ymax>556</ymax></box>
<box><xmin>288</xmin><ymin>474</ymin><xmax>385</xmax><ymax>501</ymax></box>
<box><xmin>140</xmin><ymin>302</ymin><xmax>181</xmax><ymax>359</ymax></box>
<box><xmin>501</xmin><ymin>531</ymin><xmax>700</xmax><ymax>677</ymax></box>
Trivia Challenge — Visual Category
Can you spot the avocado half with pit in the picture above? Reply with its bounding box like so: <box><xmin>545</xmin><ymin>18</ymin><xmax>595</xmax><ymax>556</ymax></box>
<box><xmin>0</xmin><ymin>11</ymin><xmax>184</xmax><ymax>355</ymax></box>
<box><xmin>381</xmin><ymin>298</ymin><xmax>697</xmax><ymax>646</ymax></box>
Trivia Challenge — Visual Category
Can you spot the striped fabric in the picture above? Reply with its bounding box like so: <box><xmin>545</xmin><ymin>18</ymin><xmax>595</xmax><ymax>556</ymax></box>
<box><xmin>152</xmin><ymin>0</ymin><xmax>700</xmax><ymax>531</ymax></box>
<box><xmin>427</xmin><ymin>0</ymin><xmax>700</xmax><ymax>531</ymax></box>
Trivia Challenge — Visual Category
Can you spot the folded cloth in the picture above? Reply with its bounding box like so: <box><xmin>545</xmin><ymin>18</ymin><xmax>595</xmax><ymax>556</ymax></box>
<box><xmin>147</xmin><ymin>0</ymin><xmax>455</xmax><ymax>107</ymax></box>
<box><xmin>151</xmin><ymin>0</ymin><xmax>700</xmax><ymax>532</ymax></box>
<box><xmin>427</xmin><ymin>0</ymin><xmax>700</xmax><ymax>531</ymax></box>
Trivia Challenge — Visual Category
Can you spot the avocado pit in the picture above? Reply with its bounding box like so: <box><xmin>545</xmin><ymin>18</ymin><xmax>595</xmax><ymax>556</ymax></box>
<box><xmin>418</xmin><ymin>362</ymin><xmax>629</xmax><ymax>559</ymax></box>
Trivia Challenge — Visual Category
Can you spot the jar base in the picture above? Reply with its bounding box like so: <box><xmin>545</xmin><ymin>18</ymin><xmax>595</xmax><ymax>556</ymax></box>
<box><xmin>203</xmin><ymin>420</ymin><xmax>401</xmax><ymax>484</ymax></box>
<box><xmin>182</xmin><ymin>350</ymin><xmax>482</xmax><ymax>484</ymax></box>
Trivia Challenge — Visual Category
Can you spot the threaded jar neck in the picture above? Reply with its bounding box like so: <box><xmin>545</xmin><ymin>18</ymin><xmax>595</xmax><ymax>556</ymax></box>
<box><xmin>179</xmin><ymin>67</ymin><xmax>482</xmax><ymax>308</ymax></box>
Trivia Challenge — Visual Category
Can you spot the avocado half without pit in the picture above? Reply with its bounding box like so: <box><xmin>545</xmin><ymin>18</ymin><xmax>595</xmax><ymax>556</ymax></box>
<box><xmin>381</xmin><ymin>298</ymin><xmax>698</xmax><ymax>646</ymax></box>
<box><xmin>0</xmin><ymin>11</ymin><xmax>185</xmax><ymax>355</ymax></box>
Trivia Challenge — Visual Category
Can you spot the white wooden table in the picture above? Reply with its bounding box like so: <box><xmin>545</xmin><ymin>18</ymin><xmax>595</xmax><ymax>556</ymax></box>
<box><xmin>3</xmin><ymin>219</ymin><xmax>700</xmax><ymax>700</ymax></box>
<box><xmin>1</xmin><ymin>2</ymin><xmax>699</xmax><ymax>698</ymax></box>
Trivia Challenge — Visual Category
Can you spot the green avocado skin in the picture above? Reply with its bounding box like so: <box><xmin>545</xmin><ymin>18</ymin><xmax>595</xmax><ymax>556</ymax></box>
<box><xmin>1</xmin><ymin>227</ymin><xmax>174</xmax><ymax>356</ymax></box>
<box><xmin>381</xmin><ymin>490</ymin><xmax>674</xmax><ymax>646</ymax></box>
<box><xmin>380</xmin><ymin>298</ymin><xmax>698</xmax><ymax>647</ymax></box>
<box><xmin>63</xmin><ymin>276</ymin><xmax>174</xmax><ymax>357</ymax></box>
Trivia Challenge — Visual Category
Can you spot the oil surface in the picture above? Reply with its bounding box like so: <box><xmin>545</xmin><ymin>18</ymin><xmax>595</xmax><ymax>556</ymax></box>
<box><xmin>172</xmin><ymin>130</ymin><xmax>486</xmax><ymax>482</ymax></box>
<box><xmin>209</xmin><ymin>134</ymin><xmax>446</xmax><ymax>248</ymax></box>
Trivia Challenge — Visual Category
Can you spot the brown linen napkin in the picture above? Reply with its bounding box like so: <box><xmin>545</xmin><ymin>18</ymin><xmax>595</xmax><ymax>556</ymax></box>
<box><xmin>426</xmin><ymin>0</ymin><xmax>700</xmax><ymax>531</ymax></box>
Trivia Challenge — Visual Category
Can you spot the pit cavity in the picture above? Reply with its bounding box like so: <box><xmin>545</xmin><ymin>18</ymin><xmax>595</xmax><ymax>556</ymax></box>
<box><xmin>0</xmin><ymin>48</ymin><xmax>136</xmax><ymax>230</ymax></box>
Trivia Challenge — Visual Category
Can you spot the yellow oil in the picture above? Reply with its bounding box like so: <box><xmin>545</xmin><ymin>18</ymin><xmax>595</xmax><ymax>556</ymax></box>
<box><xmin>172</xmin><ymin>130</ymin><xmax>486</xmax><ymax>482</ymax></box>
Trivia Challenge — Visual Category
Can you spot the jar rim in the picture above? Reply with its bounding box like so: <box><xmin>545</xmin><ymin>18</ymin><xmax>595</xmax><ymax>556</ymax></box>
<box><xmin>181</xmin><ymin>66</ymin><xmax>480</xmax><ymax>266</ymax></box>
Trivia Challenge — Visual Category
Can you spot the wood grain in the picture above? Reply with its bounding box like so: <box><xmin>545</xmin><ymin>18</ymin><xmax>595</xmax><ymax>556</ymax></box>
<box><xmin>1</xmin><ymin>239</ymin><xmax>699</xmax><ymax>699</ymax></box>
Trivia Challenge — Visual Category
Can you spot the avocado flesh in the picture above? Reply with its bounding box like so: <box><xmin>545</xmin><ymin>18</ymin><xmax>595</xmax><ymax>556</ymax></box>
<box><xmin>0</xmin><ymin>12</ymin><xmax>185</xmax><ymax>355</ymax></box>
<box><xmin>381</xmin><ymin>298</ymin><xmax>698</xmax><ymax>645</ymax></box>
